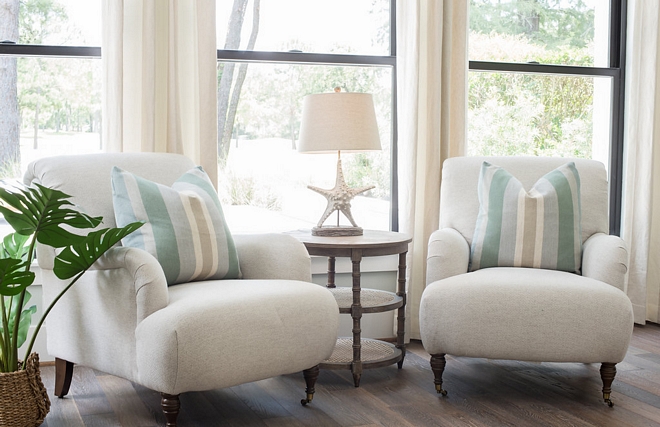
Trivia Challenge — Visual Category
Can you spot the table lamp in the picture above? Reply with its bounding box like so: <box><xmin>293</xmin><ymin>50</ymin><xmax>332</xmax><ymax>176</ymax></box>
<box><xmin>298</xmin><ymin>88</ymin><xmax>382</xmax><ymax>236</ymax></box>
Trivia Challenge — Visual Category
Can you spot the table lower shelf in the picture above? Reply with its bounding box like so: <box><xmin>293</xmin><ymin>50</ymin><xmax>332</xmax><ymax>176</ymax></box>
<box><xmin>319</xmin><ymin>338</ymin><xmax>403</xmax><ymax>370</ymax></box>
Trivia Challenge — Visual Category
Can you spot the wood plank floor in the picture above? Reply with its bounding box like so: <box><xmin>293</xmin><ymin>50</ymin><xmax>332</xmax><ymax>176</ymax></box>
<box><xmin>38</xmin><ymin>323</ymin><xmax>660</xmax><ymax>427</ymax></box>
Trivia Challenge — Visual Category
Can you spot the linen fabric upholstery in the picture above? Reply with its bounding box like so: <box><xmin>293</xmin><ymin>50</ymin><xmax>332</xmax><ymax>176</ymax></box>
<box><xmin>112</xmin><ymin>166</ymin><xmax>240</xmax><ymax>285</ymax></box>
<box><xmin>420</xmin><ymin>268</ymin><xmax>633</xmax><ymax>363</ymax></box>
<box><xmin>34</xmin><ymin>227</ymin><xmax>328</xmax><ymax>386</ymax></box>
<box><xmin>136</xmin><ymin>279</ymin><xmax>338</xmax><ymax>394</ymax></box>
<box><xmin>582</xmin><ymin>233</ymin><xmax>629</xmax><ymax>292</ymax></box>
<box><xmin>470</xmin><ymin>161</ymin><xmax>582</xmax><ymax>273</ymax></box>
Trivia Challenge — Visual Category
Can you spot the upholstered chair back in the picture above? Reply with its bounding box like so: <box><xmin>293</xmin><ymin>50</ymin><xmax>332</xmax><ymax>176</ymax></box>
<box><xmin>439</xmin><ymin>156</ymin><xmax>609</xmax><ymax>247</ymax></box>
<box><xmin>24</xmin><ymin>153</ymin><xmax>196</xmax><ymax>228</ymax></box>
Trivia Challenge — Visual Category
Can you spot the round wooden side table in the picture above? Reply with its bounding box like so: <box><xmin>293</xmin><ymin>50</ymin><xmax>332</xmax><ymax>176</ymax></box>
<box><xmin>287</xmin><ymin>229</ymin><xmax>412</xmax><ymax>387</ymax></box>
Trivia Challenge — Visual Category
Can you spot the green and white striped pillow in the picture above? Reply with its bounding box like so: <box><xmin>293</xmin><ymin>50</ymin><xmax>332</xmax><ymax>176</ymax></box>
<box><xmin>112</xmin><ymin>166</ymin><xmax>241</xmax><ymax>285</ymax></box>
<box><xmin>470</xmin><ymin>161</ymin><xmax>582</xmax><ymax>274</ymax></box>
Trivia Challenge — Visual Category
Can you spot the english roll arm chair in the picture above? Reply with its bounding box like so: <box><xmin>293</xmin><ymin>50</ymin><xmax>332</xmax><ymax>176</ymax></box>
<box><xmin>420</xmin><ymin>156</ymin><xmax>634</xmax><ymax>407</ymax></box>
<box><xmin>24</xmin><ymin>153</ymin><xmax>340</xmax><ymax>426</ymax></box>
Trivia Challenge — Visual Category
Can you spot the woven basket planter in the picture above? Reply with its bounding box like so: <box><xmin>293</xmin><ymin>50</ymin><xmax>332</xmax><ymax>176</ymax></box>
<box><xmin>0</xmin><ymin>353</ymin><xmax>51</xmax><ymax>427</ymax></box>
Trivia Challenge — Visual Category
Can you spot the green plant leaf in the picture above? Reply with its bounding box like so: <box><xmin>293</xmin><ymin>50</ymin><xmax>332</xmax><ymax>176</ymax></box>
<box><xmin>0</xmin><ymin>233</ymin><xmax>30</xmax><ymax>260</ymax></box>
<box><xmin>53</xmin><ymin>222</ymin><xmax>144</xmax><ymax>280</ymax></box>
<box><xmin>14</xmin><ymin>305</ymin><xmax>37</xmax><ymax>350</ymax></box>
<box><xmin>1</xmin><ymin>290</ymin><xmax>36</xmax><ymax>350</ymax></box>
<box><xmin>0</xmin><ymin>182</ymin><xmax>102</xmax><ymax>248</ymax></box>
<box><xmin>0</xmin><ymin>259</ymin><xmax>35</xmax><ymax>296</ymax></box>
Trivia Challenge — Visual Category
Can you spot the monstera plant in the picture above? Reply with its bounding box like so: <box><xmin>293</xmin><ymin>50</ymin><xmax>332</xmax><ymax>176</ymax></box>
<box><xmin>0</xmin><ymin>182</ymin><xmax>142</xmax><ymax>373</ymax></box>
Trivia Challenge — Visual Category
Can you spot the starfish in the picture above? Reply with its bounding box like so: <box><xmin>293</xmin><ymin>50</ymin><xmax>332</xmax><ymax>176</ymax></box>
<box><xmin>308</xmin><ymin>159</ymin><xmax>374</xmax><ymax>228</ymax></box>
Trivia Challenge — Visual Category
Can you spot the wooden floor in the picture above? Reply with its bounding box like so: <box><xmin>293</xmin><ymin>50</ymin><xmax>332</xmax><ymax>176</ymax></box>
<box><xmin>38</xmin><ymin>323</ymin><xmax>660</xmax><ymax>427</ymax></box>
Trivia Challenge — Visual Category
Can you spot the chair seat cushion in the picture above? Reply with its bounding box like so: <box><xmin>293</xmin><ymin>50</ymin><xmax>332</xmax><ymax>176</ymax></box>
<box><xmin>420</xmin><ymin>268</ymin><xmax>633</xmax><ymax>363</ymax></box>
<box><xmin>135</xmin><ymin>280</ymin><xmax>339</xmax><ymax>394</ymax></box>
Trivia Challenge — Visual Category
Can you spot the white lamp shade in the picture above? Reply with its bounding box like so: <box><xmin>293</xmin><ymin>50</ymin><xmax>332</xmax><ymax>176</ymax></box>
<box><xmin>298</xmin><ymin>92</ymin><xmax>382</xmax><ymax>153</ymax></box>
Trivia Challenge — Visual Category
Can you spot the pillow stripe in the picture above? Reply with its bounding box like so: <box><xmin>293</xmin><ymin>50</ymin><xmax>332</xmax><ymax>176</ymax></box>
<box><xmin>141</xmin><ymin>177</ymin><xmax>182</xmax><ymax>284</ymax></box>
<box><xmin>174</xmin><ymin>170</ymin><xmax>240</xmax><ymax>279</ymax></box>
<box><xmin>470</xmin><ymin>161</ymin><xmax>582</xmax><ymax>274</ymax></box>
<box><xmin>546</xmin><ymin>168</ymin><xmax>578</xmax><ymax>273</ymax></box>
<box><xmin>480</xmin><ymin>167</ymin><xmax>512</xmax><ymax>269</ymax></box>
<box><xmin>112</xmin><ymin>166</ymin><xmax>241</xmax><ymax>286</ymax></box>
<box><xmin>532</xmin><ymin>189</ymin><xmax>545</xmax><ymax>268</ymax></box>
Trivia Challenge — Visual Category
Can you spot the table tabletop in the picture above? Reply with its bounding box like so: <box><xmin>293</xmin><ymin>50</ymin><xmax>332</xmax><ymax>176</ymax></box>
<box><xmin>286</xmin><ymin>229</ymin><xmax>412</xmax><ymax>253</ymax></box>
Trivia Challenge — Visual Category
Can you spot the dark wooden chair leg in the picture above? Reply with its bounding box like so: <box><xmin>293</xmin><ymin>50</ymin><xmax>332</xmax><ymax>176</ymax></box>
<box><xmin>430</xmin><ymin>354</ymin><xmax>448</xmax><ymax>396</ymax></box>
<box><xmin>600</xmin><ymin>362</ymin><xmax>617</xmax><ymax>407</ymax></box>
<box><xmin>54</xmin><ymin>358</ymin><xmax>74</xmax><ymax>398</ymax></box>
<box><xmin>161</xmin><ymin>393</ymin><xmax>180</xmax><ymax>426</ymax></box>
<box><xmin>300</xmin><ymin>365</ymin><xmax>320</xmax><ymax>406</ymax></box>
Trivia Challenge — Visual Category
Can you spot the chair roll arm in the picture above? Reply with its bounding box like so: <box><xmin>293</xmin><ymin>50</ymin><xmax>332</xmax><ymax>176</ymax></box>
<box><xmin>426</xmin><ymin>228</ymin><xmax>470</xmax><ymax>285</ymax></box>
<box><xmin>37</xmin><ymin>244</ymin><xmax>169</xmax><ymax>323</ymax></box>
<box><xmin>234</xmin><ymin>233</ymin><xmax>312</xmax><ymax>282</ymax></box>
<box><xmin>581</xmin><ymin>233</ymin><xmax>629</xmax><ymax>292</ymax></box>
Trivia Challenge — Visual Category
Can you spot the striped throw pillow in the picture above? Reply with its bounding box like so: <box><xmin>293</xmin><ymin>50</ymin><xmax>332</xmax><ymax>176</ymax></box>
<box><xmin>470</xmin><ymin>161</ymin><xmax>582</xmax><ymax>274</ymax></box>
<box><xmin>112</xmin><ymin>166</ymin><xmax>241</xmax><ymax>285</ymax></box>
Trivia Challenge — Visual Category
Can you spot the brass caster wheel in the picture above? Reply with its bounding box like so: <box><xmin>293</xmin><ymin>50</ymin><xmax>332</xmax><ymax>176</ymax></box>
<box><xmin>300</xmin><ymin>393</ymin><xmax>314</xmax><ymax>406</ymax></box>
<box><xmin>435</xmin><ymin>385</ymin><xmax>448</xmax><ymax>397</ymax></box>
<box><xmin>605</xmin><ymin>398</ymin><xmax>613</xmax><ymax>407</ymax></box>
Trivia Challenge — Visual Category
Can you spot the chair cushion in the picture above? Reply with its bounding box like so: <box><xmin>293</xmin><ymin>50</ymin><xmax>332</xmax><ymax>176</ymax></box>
<box><xmin>420</xmin><ymin>268</ymin><xmax>634</xmax><ymax>363</ymax></box>
<box><xmin>135</xmin><ymin>279</ymin><xmax>339</xmax><ymax>394</ymax></box>
<box><xmin>470</xmin><ymin>161</ymin><xmax>582</xmax><ymax>273</ymax></box>
<box><xmin>112</xmin><ymin>166</ymin><xmax>240</xmax><ymax>285</ymax></box>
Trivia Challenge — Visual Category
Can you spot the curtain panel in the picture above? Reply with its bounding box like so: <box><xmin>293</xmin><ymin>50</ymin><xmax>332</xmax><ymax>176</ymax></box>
<box><xmin>397</xmin><ymin>0</ymin><xmax>468</xmax><ymax>339</ymax></box>
<box><xmin>102</xmin><ymin>0</ymin><xmax>218</xmax><ymax>185</ymax></box>
<box><xmin>622</xmin><ymin>0</ymin><xmax>660</xmax><ymax>324</ymax></box>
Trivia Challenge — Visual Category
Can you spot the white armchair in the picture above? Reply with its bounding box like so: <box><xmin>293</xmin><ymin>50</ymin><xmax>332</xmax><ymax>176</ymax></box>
<box><xmin>24</xmin><ymin>153</ymin><xmax>339</xmax><ymax>426</ymax></box>
<box><xmin>420</xmin><ymin>156</ymin><xmax>633</xmax><ymax>406</ymax></box>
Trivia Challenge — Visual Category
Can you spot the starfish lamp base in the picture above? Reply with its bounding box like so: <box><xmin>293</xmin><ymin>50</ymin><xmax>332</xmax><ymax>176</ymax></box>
<box><xmin>312</xmin><ymin>225</ymin><xmax>364</xmax><ymax>237</ymax></box>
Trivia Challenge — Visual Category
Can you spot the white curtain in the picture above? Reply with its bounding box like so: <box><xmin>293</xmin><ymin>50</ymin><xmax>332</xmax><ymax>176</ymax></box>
<box><xmin>397</xmin><ymin>0</ymin><xmax>468</xmax><ymax>339</ymax></box>
<box><xmin>102</xmin><ymin>0</ymin><xmax>218</xmax><ymax>185</ymax></box>
<box><xmin>622</xmin><ymin>0</ymin><xmax>660</xmax><ymax>324</ymax></box>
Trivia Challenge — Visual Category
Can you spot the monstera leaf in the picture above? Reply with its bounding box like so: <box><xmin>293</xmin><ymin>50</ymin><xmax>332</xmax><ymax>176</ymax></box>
<box><xmin>0</xmin><ymin>258</ymin><xmax>35</xmax><ymax>296</ymax></box>
<box><xmin>0</xmin><ymin>233</ymin><xmax>30</xmax><ymax>260</ymax></box>
<box><xmin>0</xmin><ymin>291</ymin><xmax>36</xmax><ymax>349</ymax></box>
<box><xmin>54</xmin><ymin>222</ymin><xmax>144</xmax><ymax>280</ymax></box>
<box><xmin>0</xmin><ymin>182</ymin><xmax>102</xmax><ymax>248</ymax></box>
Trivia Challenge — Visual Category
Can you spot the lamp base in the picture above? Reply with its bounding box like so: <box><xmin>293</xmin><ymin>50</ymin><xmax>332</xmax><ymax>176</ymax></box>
<box><xmin>312</xmin><ymin>226</ymin><xmax>363</xmax><ymax>237</ymax></box>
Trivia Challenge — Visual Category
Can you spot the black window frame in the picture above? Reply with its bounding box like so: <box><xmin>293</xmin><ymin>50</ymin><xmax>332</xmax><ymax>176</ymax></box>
<box><xmin>468</xmin><ymin>0</ymin><xmax>627</xmax><ymax>235</ymax></box>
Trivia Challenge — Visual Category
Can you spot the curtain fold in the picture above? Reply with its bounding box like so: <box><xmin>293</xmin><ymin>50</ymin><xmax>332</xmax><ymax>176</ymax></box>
<box><xmin>397</xmin><ymin>0</ymin><xmax>468</xmax><ymax>339</ymax></box>
<box><xmin>102</xmin><ymin>0</ymin><xmax>218</xmax><ymax>185</ymax></box>
<box><xmin>622</xmin><ymin>0</ymin><xmax>660</xmax><ymax>324</ymax></box>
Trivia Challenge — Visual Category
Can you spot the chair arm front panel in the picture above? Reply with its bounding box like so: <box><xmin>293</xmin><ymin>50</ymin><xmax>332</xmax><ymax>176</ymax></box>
<box><xmin>426</xmin><ymin>228</ymin><xmax>470</xmax><ymax>285</ymax></box>
<box><xmin>234</xmin><ymin>233</ymin><xmax>312</xmax><ymax>282</ymax></box>
<box><xmin>582</xmin><ymin>233</ymin><xmax>629</xmax><ymax>292</ymax></box>
<box><xmin>39</xmin><ymin>246</ymin><xmax>168</xmax><ymax>383</ymax></box>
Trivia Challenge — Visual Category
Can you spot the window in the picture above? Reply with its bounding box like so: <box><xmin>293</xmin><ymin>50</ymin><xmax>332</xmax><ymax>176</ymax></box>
<box><xmin>0</xmin><ymin>0</ymin><xmax>101</xmax><ymax>235</ymax></box>
<box><xmin>0</xmin><ymin>0</ymin><xmax>102</xmax><ymax>180</ymax></box>
<box><xmin>216</xmin><ymin>0</ymin><xmax>397</xmax><ymax>233</ymax></box>
<box><xmin>468</xmin><ymin>0</ymin><xmax>626</xmax><ymax>234</ymax></box>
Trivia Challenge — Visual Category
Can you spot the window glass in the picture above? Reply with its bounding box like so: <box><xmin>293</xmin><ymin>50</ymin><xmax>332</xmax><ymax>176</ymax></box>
<box><xmin>469</xmin><ymin>0</ymin><xmax>610</xmax><ymax>67</ymax></box>
<box><xmin>217</xmin><ymin>62</ymin><xmax>392</xmax><ymax>233</ymax></box>
<box><xmin>18</xmin><ymin>0</ymin><xmax>101</xmax><ymax>46</ymax></box>
<box><xmin>2</xmin><ymin>57</ymin><xmax>102</xmax><ymax>180</ymax></box>
<box><xmin>216</xmin><ymin>0</ymin><xmax>390</xmax><ymax>56</ymax></box>
<box><xmin>468</xmin><ymin>71</ymin><xmax>612</xmax><ymax>169</ymax></box>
